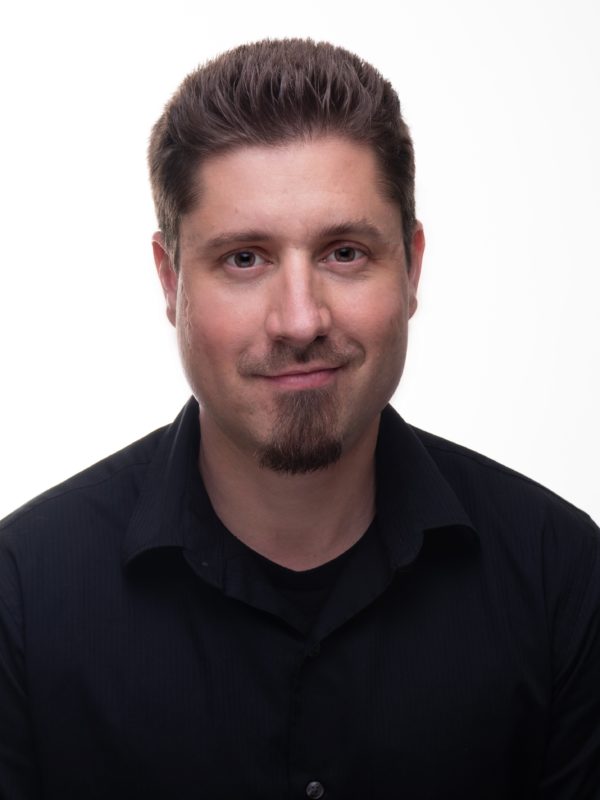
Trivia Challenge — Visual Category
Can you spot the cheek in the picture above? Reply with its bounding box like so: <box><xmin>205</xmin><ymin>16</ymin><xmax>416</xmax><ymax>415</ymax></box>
<box><xmin>175</xmin><ymin>284</ymin><xmax>260</xmax><ymax>368</ymax></box>
<box><xmin>347</xmin><ymin>287</ymin><xmax>408</xmax><ymax>349</ymax></box>
<box><xmin>354</xmin><ymin>291</ymin><xmax>410</xmax><ymax>392</ymax></box>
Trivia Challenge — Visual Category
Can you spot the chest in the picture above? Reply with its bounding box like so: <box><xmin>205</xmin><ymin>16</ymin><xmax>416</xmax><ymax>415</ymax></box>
<box><xmin>26</xmin><ymin>549</ymin><xmax>548</xmax><ymax>799</ymax></box>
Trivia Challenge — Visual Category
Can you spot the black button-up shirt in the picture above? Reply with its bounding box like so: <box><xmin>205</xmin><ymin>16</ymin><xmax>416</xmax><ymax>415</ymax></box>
<box><xmin>1</xmin><ymin>399</ymin><xmax>599</xmax><ymax>798</ymax></box>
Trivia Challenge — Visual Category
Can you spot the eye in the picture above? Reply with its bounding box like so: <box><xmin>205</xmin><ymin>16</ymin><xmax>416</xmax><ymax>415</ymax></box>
<box><xmin>323</xmin><ymin>246</ymin><xmax>368</xmax><ymax>264</ymax></box>
<box><xmin>224</xmin><ymin>250</ymin><xmax>267</xmax><ymax>269</ymax></box>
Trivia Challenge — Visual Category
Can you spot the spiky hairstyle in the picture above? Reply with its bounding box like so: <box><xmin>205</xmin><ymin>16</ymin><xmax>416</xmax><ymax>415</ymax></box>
<box><xmin>148</xmin><ymin>39</ymin><xmax>416</xmax><ymax>266</ymax></box>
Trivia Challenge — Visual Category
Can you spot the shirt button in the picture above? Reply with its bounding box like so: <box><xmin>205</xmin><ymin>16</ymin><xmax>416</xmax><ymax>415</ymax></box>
<box><xmin>306</xmin><ymin>780</ymin><xmax>325</xmax><ymax>798</ymax></box>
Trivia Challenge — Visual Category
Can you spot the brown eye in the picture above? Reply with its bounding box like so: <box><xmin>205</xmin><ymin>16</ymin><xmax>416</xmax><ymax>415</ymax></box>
<box><xmin>232</xmin><ymin>251</ymin><xmax>256</xmax><ymax>268</ymax></box>
<box><xmin>324</xmin><ymin>246</ymin><xmax>367</xmax><ymax>265</ymax></box>
<box><xmin>224</xmin><ymin>251</ymin><xmax>267</xmax><ymax>269</ymax></box>
<box><xmin>334</xmin><ymin>247</ymin><xmax>357</xmax><ymax>262</ymax></box>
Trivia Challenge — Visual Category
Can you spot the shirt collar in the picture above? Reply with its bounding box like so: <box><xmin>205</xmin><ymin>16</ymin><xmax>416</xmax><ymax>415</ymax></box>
<box><xmin>375</xmin><ymin>405</ymin><xmax>476</xmax><ymax>568</ymax></box>
<box><xmin>122</xmin><ymin>397</ymin><xmax>200</xmax><ymax>564</ymax></box>
<box><xmin>122</xmin><ymin>399</ymin><xmax>476</xmax><ymax>569</ymax></box>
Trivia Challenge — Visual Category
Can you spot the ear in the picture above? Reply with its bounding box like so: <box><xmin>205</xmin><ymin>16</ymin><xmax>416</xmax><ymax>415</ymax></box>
<box><xmin>152</xmin><ymin>232</ymin><xmax>178</xmax><ymax>327</ymax></box>
<box><xmin>407</xmin><ymin>222</ymin><xmax>425</xmax><ymax>318</ymax></box>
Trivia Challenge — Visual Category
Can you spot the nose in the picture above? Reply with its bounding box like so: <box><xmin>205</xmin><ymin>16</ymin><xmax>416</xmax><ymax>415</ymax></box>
<box><xmin>265</xmin><ymin>257</ymin><xmax>332</xmax><ymax>345</ymax></box>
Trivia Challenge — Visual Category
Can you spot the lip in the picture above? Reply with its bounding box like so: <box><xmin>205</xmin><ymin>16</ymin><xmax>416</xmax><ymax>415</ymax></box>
<box><xmin>259</xmin><ymin>366</ymin><xmax>341</xmax><ymax>390</ymax></box>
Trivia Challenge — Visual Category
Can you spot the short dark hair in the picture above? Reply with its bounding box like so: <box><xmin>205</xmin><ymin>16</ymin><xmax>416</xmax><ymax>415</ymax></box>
<box><xmin>148</xmin><ymin>38</ymin><xmax>416</xmax><ymax>267</ymax></box>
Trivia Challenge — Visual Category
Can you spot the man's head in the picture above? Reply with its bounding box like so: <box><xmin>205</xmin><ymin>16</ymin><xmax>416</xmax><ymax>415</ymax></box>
<box><xmin>150</xmin><ymin>41</ymin><xmax>424</xmax><ymax>475</ymax></box>
<box><xmin>148</xmin><ymin>38</ymin><xmax>416</xmax><ymax>269</ymax></box>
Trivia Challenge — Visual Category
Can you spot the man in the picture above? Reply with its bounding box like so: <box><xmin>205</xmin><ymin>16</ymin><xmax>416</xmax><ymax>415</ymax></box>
<box><xmin>0</xmin><ymin>39</ymin><xmax>598</xmax><ymax>799</ymax></box>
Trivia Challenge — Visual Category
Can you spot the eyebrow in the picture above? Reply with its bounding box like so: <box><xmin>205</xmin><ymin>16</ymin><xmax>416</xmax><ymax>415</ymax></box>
<box><xmin>197</xmin><ymin>219</ymin><xmax>389</xmax><ymax>254</ymax></box>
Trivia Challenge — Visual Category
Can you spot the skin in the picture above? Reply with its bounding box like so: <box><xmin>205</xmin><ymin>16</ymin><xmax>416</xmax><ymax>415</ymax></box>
<box><xmin>153</xmin><ymin>136</ymin><xmax>425</xmax><ymax>569</ymax></box>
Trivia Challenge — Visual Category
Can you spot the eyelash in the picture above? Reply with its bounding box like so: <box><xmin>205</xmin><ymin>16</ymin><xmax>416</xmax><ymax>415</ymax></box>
<box><xmin>323</xmin><ymin>246</ymin><xmax>368</xmax><ymax>264</ymax></box>
<box><xmin>223</xmin><ymin>251</ymin><xmax>267</xmax><ymax>269</ymax></box>
<box><xmin>223</xmin><ymin>245</ymin><xmax>369</xmax><ymax>270</ymax></box>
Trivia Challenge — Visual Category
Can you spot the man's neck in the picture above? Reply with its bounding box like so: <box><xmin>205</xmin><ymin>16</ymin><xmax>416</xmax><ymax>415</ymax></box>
<box><xmin>198</xmin><ymin>416</ymin><xmax>378</xmax><ymax>571</ymax></box>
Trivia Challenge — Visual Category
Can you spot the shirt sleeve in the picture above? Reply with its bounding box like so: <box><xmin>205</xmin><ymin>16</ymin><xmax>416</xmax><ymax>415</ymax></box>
<box><xmin>538</xmin><ymin>507</ymin><xmax>600</xmax><ymax>799</ymax></box>
<box><xmin>0</xmin><ymin>543</ymin><xmax>42</xmax><ymax>798</ymax></box>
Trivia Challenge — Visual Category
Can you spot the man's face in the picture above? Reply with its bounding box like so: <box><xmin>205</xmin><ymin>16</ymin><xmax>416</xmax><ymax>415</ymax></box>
<box><xmin>154</xmin><ymin>136</ymin><xmax>424</xmax><ymax>472</ymax></box>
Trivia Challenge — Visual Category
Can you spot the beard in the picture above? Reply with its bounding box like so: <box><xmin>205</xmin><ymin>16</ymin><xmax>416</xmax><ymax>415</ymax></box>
<box><xmin>239</xmin><ymin>337</ymin><xmax>363</xmax><ymax>474</ymax></box>
<box><xmin>257</xmin><ymin>387</ymin><xmax>342</xmax><ymax>474</ymax></box>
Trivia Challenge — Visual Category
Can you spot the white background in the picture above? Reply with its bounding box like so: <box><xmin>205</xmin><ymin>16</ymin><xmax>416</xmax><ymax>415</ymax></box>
<box><xmin>1</xmin><ymin>0</ymin><xmax>598</xmax><ymax>522</ymax></box>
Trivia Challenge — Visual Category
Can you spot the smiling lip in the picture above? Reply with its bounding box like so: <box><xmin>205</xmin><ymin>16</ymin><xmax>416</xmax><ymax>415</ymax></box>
<box><xmin>259</xmin><ymin>366</ymin><xmax>341</xmax><ymax>389</ymax></box>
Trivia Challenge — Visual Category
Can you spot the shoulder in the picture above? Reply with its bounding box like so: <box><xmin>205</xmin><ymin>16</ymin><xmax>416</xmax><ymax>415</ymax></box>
<box><xmin>409</xmin><ymin>424</ymin><xmax>599</xmax><ymax>612</ymax></box>
<box><xmin>410</xmin><ymin>425</ymin><xmax>600</xmax><ymax>669</ymax></box>
<box><xmin>412</xmin><ymin>425</ymin><xmax>597</xmax><ymax>538</ymax></box>
<box><xmin>0</xmin><ymin>424</ymin><xmax>167</xmax><ymax>553</ymax></box>
<box><xmin>0</xmin><ymin>423</ymin><xmax>170</xmax><ymax>649</ymax></box>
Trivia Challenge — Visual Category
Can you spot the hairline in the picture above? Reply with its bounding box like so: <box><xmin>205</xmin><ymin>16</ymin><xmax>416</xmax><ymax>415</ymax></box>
<box><xmin>166</xmin><ymin>134</ymin><xmax>413</xmax><ymax>270</ymax></box>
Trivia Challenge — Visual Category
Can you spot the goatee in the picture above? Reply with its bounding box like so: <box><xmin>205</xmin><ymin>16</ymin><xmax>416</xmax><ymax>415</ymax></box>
<box><xmin>258</xmin><ymin>388</ymin><xmax>342</xmax><ymax>474</ymax></box>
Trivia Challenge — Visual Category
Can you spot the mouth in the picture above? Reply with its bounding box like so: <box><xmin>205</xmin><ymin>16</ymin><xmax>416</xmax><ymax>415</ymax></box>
<box><xmin>258</xmin><ymin>365</ymin><xmax>342</xmax><ymax>390</ymax></box>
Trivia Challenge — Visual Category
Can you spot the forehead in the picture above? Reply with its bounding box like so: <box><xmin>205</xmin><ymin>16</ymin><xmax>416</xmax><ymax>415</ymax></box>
<box><xmin>180</xmin><ymin>136</ymin><xmax>403</xmax><ymax>248</ymax></box>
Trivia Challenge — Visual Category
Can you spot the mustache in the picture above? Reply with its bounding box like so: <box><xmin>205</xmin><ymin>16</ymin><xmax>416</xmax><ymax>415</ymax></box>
<box><xmin>238</xmin><ymin>338</ymin><xmax>365</xmax><ymax>375</ymax></box>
